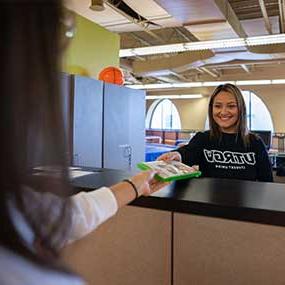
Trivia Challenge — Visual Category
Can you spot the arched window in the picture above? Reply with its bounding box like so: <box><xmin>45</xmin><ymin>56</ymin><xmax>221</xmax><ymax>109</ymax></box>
<box><xmin>146</xmin><ymin>99</ymin><xmax>181</xmax><ymax>129</ymax></box>
<box><xmin>242</xmin><ymin>91</ymin><xmax>274</xmax><ymax>131</ymax></box>
<box><xmin>205</xmin><ymin>91</ymin><xmax>274</xmax><ymax>132</ymax></box>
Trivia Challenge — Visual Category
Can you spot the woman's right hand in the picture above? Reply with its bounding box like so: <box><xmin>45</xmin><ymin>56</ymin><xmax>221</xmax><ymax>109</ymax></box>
<box><xmin>110</xmin><ymin>170</ymin><xmax>169</xmax><ymax>208</ymax></box>
<box><xmin>156</xmin><ymin>151</ymin><xmax>182</xmax><ymax>162</ymax></box>
<box><xmin>130</xmin><ymin>170</ymin><xmax>169</xmax><ymax>197</ymax></box>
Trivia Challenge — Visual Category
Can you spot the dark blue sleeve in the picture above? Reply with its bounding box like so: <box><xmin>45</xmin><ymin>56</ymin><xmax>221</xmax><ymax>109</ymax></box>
<box><xmin>254</xmin><ymin>137</ymin><xmax>273</xmax><ymax>182</ymax></box>
<box><xmin>176</xmin><ymin>132</ymin><xmax>205</xmax><ymax>166</ymax></box>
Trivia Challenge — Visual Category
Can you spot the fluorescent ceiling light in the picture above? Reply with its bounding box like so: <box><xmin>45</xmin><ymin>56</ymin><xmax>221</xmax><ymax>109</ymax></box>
<box><xmin>184</xmin><ymin>38</ymin><xmax>245</xmax><ymax>51</ymax></box>
<box><xmin>120</xmin><ymin>34</ymin><xmax>285</xmax><ymax>57</ymax></box>
<box><xmin>127</xmin><ymin>79</ymin><xmax>285</xmax><ymax>90</ymax></box>
<box><xmin>235</xmin><ymin>80</ymin><xmax>271</xmax><ymax>85</ymax></box>
<box><xmin>146</xmin><ymin>94</ymin><xmax>203</xmax><ymax>100</ymax></box>
<box><xmin>272</xmin><ymin>79</ymin><xmax>285</xmax><ymax>84</ymax></box>
<box><xmin>139</xmin><ymin>83</ymin><xmax>173</xmax><ymax>89</ymax></box>
<box><xmin>172</xmin><ymin>82</ymin><xmax>202</xmax><ymax>88</ymax></box>
<box><xmin>202</xmin><ymin>81</ymin><xmax>235</xmax><ymax>87</ymax></box>
<box><xmin>245</xmin><ymin>35</ymin><xmax>285</xmax><ymax>46</ymax></box>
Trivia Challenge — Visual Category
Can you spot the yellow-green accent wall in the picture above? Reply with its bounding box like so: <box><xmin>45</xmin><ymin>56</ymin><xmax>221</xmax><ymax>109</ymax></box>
<box><xmin>63</xmin><ymin>13</ymin><xmax>120</xmax><ymax>79</ymax></box>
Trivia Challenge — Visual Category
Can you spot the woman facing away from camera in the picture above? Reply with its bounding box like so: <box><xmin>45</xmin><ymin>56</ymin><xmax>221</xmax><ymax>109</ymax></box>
<box><xmin>0</xmin><ymin>2</ymin><xmax>167</xmax><ymax>285</ymax></box>
<box><xmin>158</xmin><ymin>83</ymin><xmax>273</xmax><ymax>182</ymax></box>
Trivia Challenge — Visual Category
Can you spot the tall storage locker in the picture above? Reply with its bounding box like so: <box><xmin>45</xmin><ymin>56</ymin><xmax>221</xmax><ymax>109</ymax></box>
<box><xmin>60</xmin><ymin>73</ymin><xmax>73</xmax><ymax>164</ymax></box>
<box><xmin>72</xmin><ymin>75</ymin><xmax>104</xmax><ymax>168</ymax></box>
<box><xmin>66</xmin><ymin>74</ymin><xmax>146</xmax><ymax>170</ymax></box>
<box><xmin>103</xmin><ymin>83</ymin><xmax>145</xmax><ymax>170</ymax></box>
<box><xmin>128</xmin><ymin>86</ymin><xmax>146</xmax><ymax>170</ymax></box>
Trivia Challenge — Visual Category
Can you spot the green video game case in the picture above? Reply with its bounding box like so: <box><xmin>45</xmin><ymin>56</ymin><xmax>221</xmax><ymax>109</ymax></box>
<box><xmin>137</xmin><ymin>161</ymin><xmax>202</xmax><ymax>182</ymax></box>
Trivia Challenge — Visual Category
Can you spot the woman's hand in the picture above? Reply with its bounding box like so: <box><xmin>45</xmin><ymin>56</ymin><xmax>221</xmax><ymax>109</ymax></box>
<box><xmin>156</xmin><ymin>151</ymin><xmax>182</xmax><ymax>162</ymax></box>
<box><xmin>130</xmin><ymin>170</ymin><xmax>169</xmax><ymax>197</ymax></box>
<box><xmin>110</xmin><ymin>170</ymin><xmax>169</xmax><ymax>208</ymax></box>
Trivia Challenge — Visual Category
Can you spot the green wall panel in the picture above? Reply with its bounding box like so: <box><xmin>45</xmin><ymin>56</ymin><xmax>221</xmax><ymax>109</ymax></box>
<box><xmin>64</xmin><ymin>13</ymin><xmax>120</xmax><ymax>79</ymax></box>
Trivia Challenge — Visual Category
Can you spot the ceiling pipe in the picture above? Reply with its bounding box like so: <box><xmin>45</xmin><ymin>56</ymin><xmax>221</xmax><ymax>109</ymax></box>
<box><xmin>197</xmin><ymin>67</ymin><xmax>219</xmax><ymax>78</ymax></box>
<box><xmin>214</xmin><ymin>0</ymin><xmax>247</xmax><ymax>38</ymax></box>
<box><xmin>174</xmin><ymin>27</ymin><xmax>193</xmax><ymax>42</ymax></box>
<box><xmin>240</xmin><ymin>64</ymin><xmax>251</xmax><ymax>73</ymax></box>
<box><xmin>169</xmin><ymin>71</ymin><xmax>188</xmax><ymax>81</ymax></box>
<box><xmin>258</xmin><ymin>0</ymin><xmax>273</xmax><ymax>34</ymax></box>
<box><xmin>130</xmin><ymin>32</ymin><xmax>151</xmax><ymax>46</ymax></box>
<box><xmin>279</xmin><ymin>0</ymin><xmax>285</xmax><ymax>33</ymax></box>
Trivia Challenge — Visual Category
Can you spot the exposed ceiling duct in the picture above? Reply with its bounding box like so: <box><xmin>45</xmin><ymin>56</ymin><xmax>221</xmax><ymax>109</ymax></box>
<box><xmin>132</xmin><ymin>50</ymin><xmax>215</xmax><ymax>76</ymax></box>
<box><xmin>66</xmin><ymin>0</ymin><xmax>285</xmax><ymax>87</ymax></box>
<box><xmin>106</xmin><ymin>0</ymin><xmax>159</xmax><ymax>27</ymax></box>
<box><xmin>103</xmin><ymin>0</ymin><xmax>166</xmax><ymax>42</ymax></box>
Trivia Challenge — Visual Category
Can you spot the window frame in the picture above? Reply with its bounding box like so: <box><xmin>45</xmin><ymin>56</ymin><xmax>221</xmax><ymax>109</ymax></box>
<box><xmin>146</xmin><ymin>99</ymin><xmax>181</xmax><ymax>130</ymax></box>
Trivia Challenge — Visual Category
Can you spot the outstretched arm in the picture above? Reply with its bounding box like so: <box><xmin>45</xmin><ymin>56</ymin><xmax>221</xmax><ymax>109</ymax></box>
<box><xmin>68</xmin><ymin>171</ymin><xmax>168</xmax><ymax>243</ymax></box>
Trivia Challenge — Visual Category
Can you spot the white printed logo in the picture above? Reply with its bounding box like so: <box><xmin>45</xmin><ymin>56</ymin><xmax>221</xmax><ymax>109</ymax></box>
<box><xmin>203</xmin><ymin>149</ymin><xmax>256</xmax><ymax>165</ymax></box>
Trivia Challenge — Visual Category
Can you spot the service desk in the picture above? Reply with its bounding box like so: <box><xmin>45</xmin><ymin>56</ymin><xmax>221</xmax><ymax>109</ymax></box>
<box><xmin>63</xmin><ymin>168</ymin><xmax>285</xmax><ymax>285</ymax></box>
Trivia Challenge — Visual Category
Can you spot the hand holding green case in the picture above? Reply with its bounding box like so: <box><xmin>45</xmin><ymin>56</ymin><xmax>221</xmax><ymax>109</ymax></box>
<box><xmin>137</xmin><ymin>161</ymin><xmax>202</xmax><ymax>182</ymax></box>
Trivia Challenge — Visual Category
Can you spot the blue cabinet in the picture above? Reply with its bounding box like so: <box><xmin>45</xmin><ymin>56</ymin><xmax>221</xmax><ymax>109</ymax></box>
<box><xmin>73</xmin><ymin>76</ymin><xmax>103</xmax><ymax>168</ymax></box>
<box><xmin>103</xmin><ymin>82</ymin><xmax>145</xmax><ymax>170</ymax></box>
<box><xmin>63</xmin><ymin>74</ymin><xmax>145</xmax><ymax>170</ymax></box>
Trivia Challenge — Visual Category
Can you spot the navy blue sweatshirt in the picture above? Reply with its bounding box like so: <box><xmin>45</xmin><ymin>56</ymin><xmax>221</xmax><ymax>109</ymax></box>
<box><xmin>177</xmin><ymin>131</ymin><xmax>273</xmax><ymax>182</ymax></box>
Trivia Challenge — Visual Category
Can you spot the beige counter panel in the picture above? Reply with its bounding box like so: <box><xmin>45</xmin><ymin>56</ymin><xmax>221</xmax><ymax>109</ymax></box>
<box><xmin>174</xmin><ymin>213</ymin><xmax>285</xmax><ymax>285</ymax></box>
<box><xmin>62</xmin><ymin>206</ymin><xmax>171</xmax><ymax>285</ymax></box>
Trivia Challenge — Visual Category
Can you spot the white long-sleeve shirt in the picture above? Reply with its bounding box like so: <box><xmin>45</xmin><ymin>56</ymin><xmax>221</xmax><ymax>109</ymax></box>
<box><xmin>0</xmin><ymin>187</ymin><xmax>118</xmax><ymax>285</ymax></box>
<box><xmin>69</xmin><ymin>187</ymin><xmax>118</xmax><ymax>242</ymax></box>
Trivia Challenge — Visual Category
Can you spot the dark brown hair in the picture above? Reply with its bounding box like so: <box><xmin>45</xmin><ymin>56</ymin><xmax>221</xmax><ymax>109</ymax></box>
<box><xmin>208</xmin><ymin>83</ymin><xmax>249</xmax><ymax>145</ymax></box>
<box><xmin>0</xmin><ymin>1</ymin><xmax>74</xmax><ymax>272</ymax></box>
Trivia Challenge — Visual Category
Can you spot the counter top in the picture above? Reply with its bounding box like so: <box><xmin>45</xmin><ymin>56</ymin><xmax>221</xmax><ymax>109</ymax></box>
<box><xmin>71</xmin><ymin>168</ymin><xmax>285</xmax><ymax>227</ymax></box>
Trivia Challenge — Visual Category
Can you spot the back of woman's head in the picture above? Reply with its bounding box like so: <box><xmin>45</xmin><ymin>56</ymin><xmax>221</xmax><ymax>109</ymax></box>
<box><xmin>208</xmin><ymin>83</ymin><xmax>248</xmax><ymax>143</ymax></box>
<box><xmin>0</xmin><ymin>1</ymin><xmax>73</xmax><ymax>271</ymax></box>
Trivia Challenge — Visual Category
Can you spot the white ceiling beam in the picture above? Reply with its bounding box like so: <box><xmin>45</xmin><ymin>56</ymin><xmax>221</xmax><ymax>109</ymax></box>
<box><xmin>196</xmin><ymin>67</ymin><xmax>205</xmax><ymax>73</ymax></box>
<box><xmin>129</xmin><ymin>32</ymin><xmax>151</xmax><ymax>46</ymax></box>
<box><xmin>142</xmin><ymin>29</ymin><xmax>165</xmax><ymax>44</ymax></box>
<box><xmin>169</xmin><ymin>70</ymin><xmax>189</xmax><ymax>81</ymax></box>
<box><xmin>174</xmin><ymin>27</ymin><xmax>193</xmax><ymax>42</ymax></box>
<box><xmin>198</xmin><ymin>67</ymin><xmax>219</xmax><ymax>78</ymax></box>
<box><xmin>153</xmin><ymin>76</ymin><xmax>181</xmax><ymax>83</ymax></box>
<box><xmin>279</xmin><ymin>0</ymin><xmax>285</xmax><ymax>33</ymax></box>
<box><xmin>258</xmin><ymin>0</ymin><xmax>273</xmax><ymax>34</ymax></box>
<box><xmin>240</xmin><ymin>64</ymin><xmax>251</xmax><ymax>73</ymax></box>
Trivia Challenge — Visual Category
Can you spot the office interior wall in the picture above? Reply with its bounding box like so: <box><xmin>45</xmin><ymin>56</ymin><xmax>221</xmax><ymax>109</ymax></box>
<box><xmin>250</xmin><ymin>85</ymin><xmax>285</xmax><ymax>132</ymax></box>
<box><xmin>63</xmin><ymin>13</ymin><xmax>120</xmax><ymax>79</ymax></box>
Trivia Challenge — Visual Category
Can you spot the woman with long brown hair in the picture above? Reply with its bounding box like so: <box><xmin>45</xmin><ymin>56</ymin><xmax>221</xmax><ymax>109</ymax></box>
<box><xmin>0</xmin><ymin>1</ymin><xmax>166</xmax><ymax>284</ymax></box>
<box><xmin>158</xmin><ymin>83</ymin><xmax>273</xmax><ymax>182</ymax></box>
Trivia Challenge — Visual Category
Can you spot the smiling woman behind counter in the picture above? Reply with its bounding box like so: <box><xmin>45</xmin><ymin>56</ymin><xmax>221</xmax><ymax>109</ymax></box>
<box><xmin>157</xmin><ymin>83</ymin><xmax>273</xmax><ymax>182</ymax></box>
